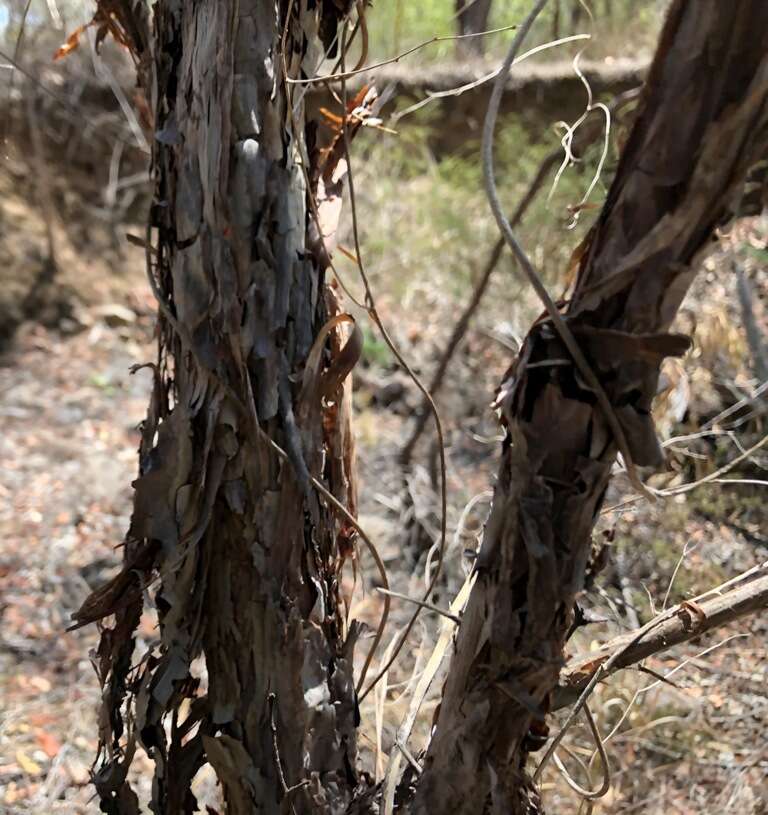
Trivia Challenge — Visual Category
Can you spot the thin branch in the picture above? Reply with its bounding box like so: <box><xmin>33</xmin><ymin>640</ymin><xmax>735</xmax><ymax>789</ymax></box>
<box><xmin>662</xmin><ymin>539</ymin><xmax>696</xmax><ymax>611</ymax></box>
<box><xmin>636</xmin><ymin>633</ymin><xmax>747</xmax><ymax>694</ymax></box>
<box><xmin>268</xmin><ymin>693</ymin><xmax>308</xmax><ymax>812</ymax></box>
<box><xmin>654</xmin><ymin>433</ymin><xmax>768</xmax><ymax>496</ymax></box>
<box><xmin>1</xmin><ymin>0</ymin><xmax>33</xmax><ymax>147</ymax></box>
<box><xmin>547</xmin><ymin>0</ymin><xmax>609</xmax><ymax>227</ymax></box>
<box><xmin>702</xmin><ymin>379</ymin><xmax>768</xmax><ymax>430</ymax></box>
<box><xmin>376</xmin><ymin>587</ymin><xmax>461</xmax><ymax>624</ymax></box>
<box><xmin>537</xmin><ymin>563</ymin><xmax>768</xmax><ymax>779</ymax></box>
<box><xmin>399</xmin><ymin>152</ymin><xmax>555</xmax><ymax>467</ymax></box>
<box><xmin>0</xmin><ymin>47</ymin><xmax>143</xmax><ymax>150</ymax></box>
<box><xmin>552</xmin><ymin>703</ymin><xmax>611</xmax><ymax>800</ymax></box>
<box><xmin>287</xmin><ymin>24</ymin><xmax>520</xmax><ymax>85</ymax></box>
<box><xmin>381</xmin><ymin>573</ymin><xmax>477</xmax><ymax>815</ymax></box>
<box><xmin>553</xmin><ymin>570</ymin><xmax>768</xmax><ymax>711</ymax></box>
<box><xmin>333</xmin><ymin>28</ymin><xmax>450</xmax><ymax>705</ymax></box>
<box><xmin>603</xmin><ymin>431</ymin><xmax>768</xmax><ymax>515</ymax></box>
<box><xmin>88</xmin><ymin>30</ymin><xmax>150</xmax><ymax>153</ymax></box>
<box><xmin>390</xmin><ymin>34</ymin><xmax>590</xmax><ymax>124</ymax></box>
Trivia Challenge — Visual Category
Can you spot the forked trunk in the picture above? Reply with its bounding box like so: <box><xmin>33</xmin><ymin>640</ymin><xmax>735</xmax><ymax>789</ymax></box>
<box><xmin>414</xmin><ymin>3</ymin><xmax>768</xmax><ymax>813</ymax></box>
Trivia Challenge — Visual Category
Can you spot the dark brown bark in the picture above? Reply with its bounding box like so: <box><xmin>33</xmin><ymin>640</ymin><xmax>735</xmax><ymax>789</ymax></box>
<box><xmin>414</xmin><ymin>3</ymin><xmax>768</xmax><ymax>814</ymax></box>
<box><xmin>455</xmin><ymin>0</ymin><xmax>493</xmax><ymax>57</ymax></box>
<box><xmin>73</xmin><ymin>3</ymin><xmax>362</xmax><ymax>814</ymax></box>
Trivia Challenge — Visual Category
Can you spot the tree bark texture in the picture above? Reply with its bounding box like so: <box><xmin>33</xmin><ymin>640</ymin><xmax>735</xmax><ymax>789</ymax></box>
<box><xmin>74</xmin><ymin>2</ymin><xmax>363</xmax><ymax>814</ymax></box>
<box><xmin>414</xmin><ymin>3</ymin><xmax>768</xmax><ymax>814</ymax></box>
<box><xmin>455</xmin><ymin>0</ymin><xmax>493</xmax><ymax>57</ymax></box>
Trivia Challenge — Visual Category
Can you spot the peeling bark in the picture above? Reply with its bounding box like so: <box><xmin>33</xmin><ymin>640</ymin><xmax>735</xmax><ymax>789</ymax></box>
<box><xmin>414</xmin><ymin>4</ymin><xmax>768</xmax><ymax>814</ymax></box>
<box><xmin>75</xmin><ymin>2</ymin><xmax>363</xmax><ymax>814</ymax></box>
<box><xmin>75</xmin><ymin>1</ymin><xmax>768</xmax><ymax>813</ymax></box>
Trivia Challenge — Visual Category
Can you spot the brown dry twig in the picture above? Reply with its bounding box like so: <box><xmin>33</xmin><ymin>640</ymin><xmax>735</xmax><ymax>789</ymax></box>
<box><xmin>552</xmin><ymin>702</ymin><xmax>611</xmax><ymax>801</ymax></box>
<box><xmin>390</xmin><ymin>33</ymin><xmax>591</xmax><ymax>124</ymax></box>
<box><xmin>534</xmin><ymin>567</ymin><xmax>768</xmax><ymax>783</ymax></box>
<box><xmin>287</xmin><ymin>23</ymin><xmax>519</xmax><ymax>86</ymax></box>
<box><xmin>552</xmin><ymin>567</ymin><xmax>768</xmax><ymax>711</ymax></box>
<box><xmin>333</xmin><ymin>28</ymin><xmax>450</xmax><ymax>704</ymax></box>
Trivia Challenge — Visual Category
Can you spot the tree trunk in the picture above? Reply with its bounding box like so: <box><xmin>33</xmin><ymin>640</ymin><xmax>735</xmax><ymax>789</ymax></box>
<box><xmin>74</xmin><ymin>1</ymin><xmax>768</xmax><ymax>813</ymax></box>
<box><xmin>551</xmin><ymin>1</ymin><xmax>561</xmax><ymax>40</ymax></box>
<box><xmin>570</xmin><ymin>0</ymin><xmax>584</xmax><ymax>30</ymax></box>
<box><xmin>455</xmin><ymin>0</ymin><xmax>493</xmax><ymax>58</ymax></box>
<box><xmin>74</xmin><ymin>2</ymin><xmax>363</xmax><ymax>813</ymax></box>
<box><xmin>414</xmin><ymin>3</ymin><xmax>768</xmax><ymax>814</ymax></box>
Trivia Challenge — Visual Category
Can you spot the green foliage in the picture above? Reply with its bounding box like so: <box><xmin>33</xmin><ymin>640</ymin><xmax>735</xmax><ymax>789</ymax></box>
<box><xmin>743</xmin><ymin>243</ymin><xmax>768</xmax><ymax>263</ymax></box>
<box><xmin>364</xmin><ymin>0</ymin><xmax>663</xmax><ymax>64</ymax></box>
<box><xmin>88</xmin><ymin>372</ymin><xmax>117</xmax><ymax>395</ymax></box>
<box><xmin>345</xmin><ymin>110</ymin><xmax>607</xmax><ymax>315</ymax></box>
<box><xmin>361</xmin><ymin>323</ymin><xmax>392</xmax><ymax>367</ymax></box>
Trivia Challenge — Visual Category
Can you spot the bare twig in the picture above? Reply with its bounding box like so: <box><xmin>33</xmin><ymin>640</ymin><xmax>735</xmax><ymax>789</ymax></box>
<box><xmin>547</xmin><ymin>1</ymin><xmax>611</xmax><ymax>227</ymax></box>
<box><xmin>390</xmin><ymin>34</ymin><xmax>590</xmax><ymax>124</ymax></box>
<box><xmin>662</xmin><ymin>540</ymin><xmax>697</xmax><ymax>611</ymax></box>
<box><xmin>654</xmin><ymin>433</ymin><xmax>768</xmax><ymax>496</ymax></box>
<box><xmin>287</xmin><ymin>24</ymin><xmax>520</xmax><ymax>85</ymax></box>
<box><xmin>399</xmin><ymin>153</ymin><xmax>556</xmax><ymax>467</ymax></box>
<box><xmin>602</xmin><ymin>432</ymin><xmax>768</xmax><ymax>515</ymax></box>
<box><xmin>553</xmin><ymin>570</ymin><xmax>768</xmax><ymax>711</ymax></box>
<box><xmin>534</xmin><ymin>567</ymin><xmax>768</xmax><ymax>784</ymax></box>
<box><xmin>702</xmin><ymin>380</ymin><xmax>768</xmax><ymax>430</ymax></box>
<box><xmin>0</xmin><ymin>47</ymin><xmax>143</xmax><ymax>150</ymax></box>
<box><xmin>381</xmin><ymin>573</ymin><xmax>477</xmax><ymax>815</ymax></box>
<box><xmin>552</xmin><ymin>702</ymin><xmax>611</xmax><ymax>800</ymax></box>
<box><xmin>268</xmin><ymin>693</ymin><xmax>309</xmax><ymax>812</ymax></box>
<box><xmin>376</xmin><ymin>587</ymin><xmax>461</xmax><ymax>624</ymax></box>
<box><xmin>25</xmin><ymin>94</ymin><xmax>57</xmax><ymax>267</ymax></box>
<box><xmin>88</xmin><ymin>31</ymin><xmax>150</xmax><ymax>153</ymax></box>
<box><xmin>331</xmin><ymin>27</ymin><xmax>450</xmax><ymax>705</ymax></box>
<box><xmin>0</xmin><ymin>0</ymin><xmax>33</xmax><ymax>148</ymax></box>
<box><xmin>636</xmin><ymin>633</ymin><xmax>747</xmax><ymax>694</ymax></box>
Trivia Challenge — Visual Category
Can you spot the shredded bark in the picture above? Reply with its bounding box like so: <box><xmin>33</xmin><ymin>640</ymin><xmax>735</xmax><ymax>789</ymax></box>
<box><xmin>72</xmin><ymin>2</ymin><xmax>366</xmax><ymax>813</ymax></box>
<box><xmin>414</xmin><ymin>3</ymin><xmax>768</xmax><ymax>814</ymax></box>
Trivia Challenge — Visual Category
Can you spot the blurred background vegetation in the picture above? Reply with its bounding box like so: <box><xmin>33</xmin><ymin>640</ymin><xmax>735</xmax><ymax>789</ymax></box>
<box><xmin>365</xmin><ymin>0</ymin><xmax>663</xmax><ymax>62</ymax></box>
